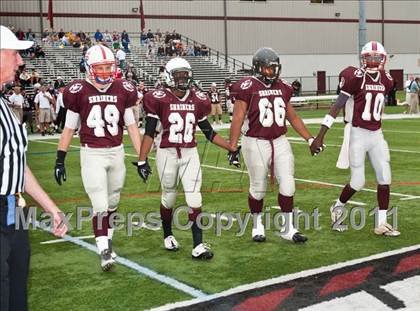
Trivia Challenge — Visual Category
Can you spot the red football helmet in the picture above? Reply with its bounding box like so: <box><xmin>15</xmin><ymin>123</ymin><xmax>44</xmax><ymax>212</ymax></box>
<box><xmin>360</xmin><ymin>41</ymin><xmax>387</xmax><ymax>71</ymax></box>
<box><xmin>84</xmin><ymin>45</ymin><xmax>117</xmax><ymax>86</ymax></box>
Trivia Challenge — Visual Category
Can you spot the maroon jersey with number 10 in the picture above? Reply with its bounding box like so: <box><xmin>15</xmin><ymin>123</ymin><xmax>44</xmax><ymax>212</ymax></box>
<box><xmin>143</xmin><ymin>88</ymin><xmax>211</xmax><ymax>148</ymax></box>
<box><xmin>231</xmin><ymin>76</ymin><xmax>294</xmax><ymax>140</ymax></box>
<box><xmin>339</xmin><ymin>66</ymin><xmax>393</xmax><ymax>131</ymax></box>
<box><xmin>63</xmin><ymin>79</ymin><xmax>138</xmax><ymax>148</ymax></box>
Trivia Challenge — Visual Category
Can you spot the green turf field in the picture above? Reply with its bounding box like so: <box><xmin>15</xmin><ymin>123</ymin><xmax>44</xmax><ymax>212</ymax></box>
<box><xmin>25</xmin><ymin>108</ymin><xmax>420</xmax><ymax>310</ymax></box>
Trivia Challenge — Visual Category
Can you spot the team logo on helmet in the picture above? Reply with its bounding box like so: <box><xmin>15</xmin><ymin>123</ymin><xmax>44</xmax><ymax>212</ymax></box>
<box><xmin>69</xmin><ymin>83</ymin><xmax>83</xmax><ymax>94</ymax></box>
<box><xmin>152</xmin><ymin>90</ymin><xmax>166</xmax><ymax>99</ymax></box>
<box><xmin>240</xmin><ymin>79</ymin><xmax>252</xmax><ymax>90</ymax></box>
<box><xmin>123</xmin><ymin>81</ymin><xmax>135</xmax><ymax>92</ymax></box>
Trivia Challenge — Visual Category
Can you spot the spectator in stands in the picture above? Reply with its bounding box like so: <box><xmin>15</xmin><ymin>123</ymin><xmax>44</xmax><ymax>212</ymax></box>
<box><xmin>8</xmin><ymin>86</ymin><xmax>24</xmax><ymax>123</ymax></box>
<box><xmin>157</xmin><ymin>44</ymin><xmax>165</xmax><ymax>57</ymax></box>
<box><xmin>146</xmin><ymin>43</ymin><xmax>154</xmax><ymax>60</ymax></box>
<box><xmin>146</xmin><ymin>29</ymin><xmax>154</xmax><ymax>42</ymax></box>
<box><xmin>58</xmin><ymin>28</ymin><xmax>65</xmax><ymax>39</ymax></box>
<box><xmin>124</xmin><ymin>64</ymin><xmax>138</xmax><ymax>83</ymax></box>
<box><xmin>387</xmin><ymin>79</ymin><xmax>397</xmax><ymax>106</ymax></box>
<box><xmin>103</xmin><ymin>30</ymin><xmax>112</xmax><ymax>44</ymax></box>
<box><xmin>115</xmin><ymin>47</ymin><xmax>126</xmax><ymax>69</ymax></box>
<box><xmin>72</xmin><ymin>34</ymin><xmax>81</xmax><ymax>48</ymax></box>
<box><xmin>155</xmin><ymin>28</ymin><xmax>162</xmax><ymax>41</ymax></box>
<box><xmin>140</xmin><ymin>31</ymin><xmax>148</xmax><ymax>46</ymax></box>
<box><xmin>172</xmin><ymin>29</ymin><xmax>181</xmax><ymax>40</ymax></box>
<box><xmin>19</xmin><ymin>69</ymin><xmax>31</xmax><ymax>87</ymax></box>
<box><xmin>121</xmin><ymin>30</ymin><xmax>130</xmax><ymax>52</ymax></box>
<box><xmin>79</xmin><ymin>54</ymin><xmax>86</xmax><ymax>73</ymax></box>
<box><xmin>34</xmin><ymin>85</ymin><xmax>55</xmax><ymax>136</ymax></box>
<box><xmin>54</xmin><ymin>76</ymin><xmax>65</xmax><ymax>89</ymax></box>
<box><xmin>78</xmin><ymin>30</ymin><xmax>87</xmax><ymax>43</ymax></box>
<box><xmin>25</xmin><ymin>28</ymin><xmax>35</xmax><ymax>41</ymax></box>
<box><xmin>201</xmin><ymin>44</ymin><xmax>209</xmax><ymax>56</ymax></box>
<box><xmin>112</xmin><ymin>30</ymin><xmax>120</xmax><ymax>43</ymax></box>
<box><xmin>403</xmin><ymin>76</ymin><xmax>414</xmax><ymax>113</ymax></box>
<box><xmin>50</xmin><ymin>32</ymin><xmax>59</xmax><ymax>47</ymax></box>
<box><xmin>194</xmin><ymin>43</ymin><xmax>201</xmax><ymax>56</ymax></box>
<box><xmin>61</xmin><ymin>34</ymin><xmax>71</xmax><ymax>46</ymax></box>
<box><xmin>41</xmin><ymin>28</ymin><xmax>50</xmax><ymax>41</ymax></box>
<box><xmin>31</xmin><ymin>69</ymin><xmax>40</xmax><ymax>85</ymax></box>
<box><xmin>186</xmin><ymin>45</ymin><xmax>195</xmax><ymax>56</ymax></box>
<box><xmin>94</xmin><ymin>29</ymin><xmax>103</xmax><ymax>42</ymax></box>
<box><xmin>35</xmin><ymin>45</ymin><xmax>45</xmax><ymax>58</ymax></box>
<box><xmin>292</xmin><ymin>80</ymin><xmax>302</xmax><ymax>97</ymax></box>
<box><xmin>16</xmin><ymin>28</ymin><xmax>25</xmax><ymax>40</ymax></box>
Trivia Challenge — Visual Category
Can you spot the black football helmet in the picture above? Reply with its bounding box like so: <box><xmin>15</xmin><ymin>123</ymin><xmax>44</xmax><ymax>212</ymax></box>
<box><xmin>252</xmin><ymin>47</ymin><xmax>281</xmax><ymax>84</ymax></box>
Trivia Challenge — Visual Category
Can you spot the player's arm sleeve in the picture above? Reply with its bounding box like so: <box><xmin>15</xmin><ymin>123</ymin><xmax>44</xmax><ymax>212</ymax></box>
<box><xmin>64</xmin><ymin>110</ymin><xmax>81</xmax><ymax>129</ymax></box>
<box><xmin>197</xmin><ymin>97</ymin><xmax>212</xmax><ymax>122</ymax></box>
<box><xmin>338</xmin><ymin>68</ymin><xmax>359</xmax><ymax>97</ymax></box>
<box><xmin>125</xmin><ymin>83</ymin><xmax>138</xmax><ymax>109</ymax></box>
<box><xmin>144</xmin><ymin>116</ymin><xmax>158</xmax><ymax>138</ymax></box>
<box><xmin>143</xmin><ymin>94</ymin><xmax>160</xmax><ymax>120</ymax></box>
<box><xmin>198</xmin><ymin>119</ymin><xmax>217</xmax><ymax>142</ymax></box>
<box><xmin>123</xmin><ymin>108</ymin><xmax>135</xmax><ymax>126</ymax></box>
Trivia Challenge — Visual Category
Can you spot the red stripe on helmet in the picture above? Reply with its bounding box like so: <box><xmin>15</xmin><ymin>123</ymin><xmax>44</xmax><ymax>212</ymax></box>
<box><xmin>98</xmin><ymin>45</ymin><xmax>107</xmax><ymax>60</ymax></box>
<box><xmin>372</xmin><ymin>42</ymin><xmax>377</xmax><ymax>51</ymax></box>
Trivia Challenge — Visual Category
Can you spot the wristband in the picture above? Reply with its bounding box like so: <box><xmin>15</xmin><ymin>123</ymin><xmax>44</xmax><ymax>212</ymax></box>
<box><xmin>322</xmin><ymin>114</ymin><xmax>335</xmax><ymax>128</ymax></box>
<box><xmin>56</xmin><ymin>150</ymin><xmax>67</xmax><ymax>163</ymax></box>
<box><xmin>137</xmin><ymin>161</ymin><xmax>146</xmax><ymax>166</ymax></box>
<box><xmin>307</xmin><ymin>137</ymin><xmax>314</xmax><ymax>146</ymax></box>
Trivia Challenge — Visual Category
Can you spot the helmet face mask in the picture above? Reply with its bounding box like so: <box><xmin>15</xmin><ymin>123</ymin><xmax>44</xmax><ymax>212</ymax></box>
<box><xmin>253</xmin><ymin>47</ymin><xmax>281</xmax><ymax>85</ymax></box>
<box><xmin>164</xmin><ymin>58</ymin><xmax>193</xmax><ymax>91</ymax></box>
<box><xmin>90</xmin><ymin>63</ymin><xmax>116</xmax><ymax>85</ymax></box>
<box><xmin>84</xmin><ymin>45</ymin><xmax>117</xmax><ymax>87</ymax></box>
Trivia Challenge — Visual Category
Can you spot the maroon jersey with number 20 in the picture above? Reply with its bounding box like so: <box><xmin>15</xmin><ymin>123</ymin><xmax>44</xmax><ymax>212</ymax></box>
<box><xmin>143</xmin><ymin>88</ymin><xmax>211</xmax><ymax>148</ymax></box>
<box><xmin>63</xmin><ymin>79</ymin><xmax>138</xmax><ymax>148</ymax></box>
<box><xmin>231</xmin><ymin>76</ymin><xmax>294</xmax><ymax>140</ymax></box>
<box><xmin>339</xmin><ymin>66</ymin><xmax>393</xmax><ymax>131</ymax></box>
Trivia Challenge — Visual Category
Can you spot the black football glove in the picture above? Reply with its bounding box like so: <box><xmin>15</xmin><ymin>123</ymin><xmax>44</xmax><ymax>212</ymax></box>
<box><xmin>133</xmin><ymin>159</ymin><xmax>152</xmax><ymax>183</ymax></box>
<box><xmin>54</xmin><ymin>150</ymin><xmax>67</xmax><ymax>186</ymax></box>
<box><xmin>228</xmin><ymin>146</ymin><xmax>241</xmax><ymax>168</ymax></box>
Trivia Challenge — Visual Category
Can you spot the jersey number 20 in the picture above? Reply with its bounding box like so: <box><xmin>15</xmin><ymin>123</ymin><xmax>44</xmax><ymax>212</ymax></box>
<box><xmin>168</xmin><ymin>112</ymin><xmax>195</xmax><ymax>144</ymax></box>
<box><xmin>87</xmin><ymin>105</ymin><xmax>120</xmax><ymax>137</ymax></box>
<box><xmin>259</xmin><ymin>97</ymin><xmax>286</xmax><ymax>127</ymax></box>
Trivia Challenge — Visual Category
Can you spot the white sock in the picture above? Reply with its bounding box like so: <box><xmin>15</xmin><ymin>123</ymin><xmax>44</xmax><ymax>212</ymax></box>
<box><xmin>336</xmin><ymin>199</ymin><xmax>345</xmax><ymax>207</ymax></box>
<box><xmin>378</xmin><ymin>209</ymin><xmax>387</xmax><ymax>226</ymax></box>
<box><xmin>281</xmin><ymin>212</ymin><xmax>298</xmax><ymax>240</ymax></box>
<box><xmin>108</xmin><ymin>228</ymin><xmax>114</xmax><ymax>240</ymax></box>
<box><xmin>95</xmin><ymin>236</ymin><xmax>109</xmax><ymax>254</ymax></box>
<box><xmin>252</xmin><ymin>213</ymin><xmax>265</xmax><ymax>236</ymax></box>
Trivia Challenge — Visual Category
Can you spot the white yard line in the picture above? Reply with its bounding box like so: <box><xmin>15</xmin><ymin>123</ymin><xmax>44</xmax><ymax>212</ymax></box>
<box><xmin>35</xmin><ymin>221</ymin><xmax>207</xmax><ymax>299</ymax></box>
<box><xmin>399</xmin><ymin>196</ymin><xmax>420</xmax><ymax>201</ymax></box>
<box><xmin>30</xmin><ymin>140</ymin><xmax>419</xmax><ymax>199</ymax></box>
<box><xmin>40</xmin><ymin>234</ymin><xmax>94</xmax><ymax>244</ymax></box>
<box><xmin>149</xmin><ymin>244</ymin><xmax>420</xmax><ymax>311</ymax></box>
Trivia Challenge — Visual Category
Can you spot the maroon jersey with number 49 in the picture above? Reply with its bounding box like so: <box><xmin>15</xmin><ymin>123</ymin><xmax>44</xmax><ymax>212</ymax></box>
<box><xmin>63</xmin><ymin>79</ymin><xmax>138</xmax><ymax>148</ymax></box>
<box><xmin>339</xmin><ymin>66</ymin><xmax>393</xmax><ymax>131</ymax></box>
<box><xmin>231</xmin><ymin>76</ymin><xmax>294</xmax><ymax>140</ymax></box>
<box><xmin>143</xmin><ymin>88</ymin><xmax>211</xmax><ymax>148</ymax></box>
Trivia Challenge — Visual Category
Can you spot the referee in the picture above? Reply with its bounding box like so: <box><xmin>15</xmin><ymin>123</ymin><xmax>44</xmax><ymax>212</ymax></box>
<box><xmin>1</xmin><ymin>25</ymin><xmax>68</xmax><ymax>311</ymax></box>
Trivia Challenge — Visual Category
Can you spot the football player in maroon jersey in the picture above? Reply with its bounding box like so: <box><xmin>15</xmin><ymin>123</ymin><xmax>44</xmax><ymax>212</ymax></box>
<box><xmin>134</xmin><ymin>57</ymin><xmax>240</xmax><ymax>260</ymax></box>
<box><xmin>54</xmin><ymin>45</ymin><xmax>142</xmax><ymax>271</ymax></box>
<box><xmin>208</xmin><ymin>82</ymin><xmax>222</xmax><ymax>125</ymax></box>
<box><xmin>224</xmin><ymin>77</ymin><xmax>235</xmax><ymax>122</ymax></box>
<box><xmin>310</xmin><ymin>41</ymin><xmax>400</xmax><ymax>236</ymax></box>
<box><xmin>230</xmin><ymin>47</ymin><xmax>321</xmax><ymax>244</ymax></box>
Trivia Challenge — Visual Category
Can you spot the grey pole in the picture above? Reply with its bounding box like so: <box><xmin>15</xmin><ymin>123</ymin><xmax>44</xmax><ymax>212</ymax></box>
<box><xmin>358</xmin><ymin>0</ymin><xmax>367</xmax><ymax>61</ymax></box>
<box><xmin>39</xmin><ymin>0</ymin><xmax>44</xmax><ymax>33</ymax></box>
<box><xmin>381</xmin><ymin>0</ymin><xmax>385</xmax><ymax>45</ymax></box>
<box><xmin>223</xmin><ymin>0</ymin><xmax>228</xmax><ymax>68</ymax></box>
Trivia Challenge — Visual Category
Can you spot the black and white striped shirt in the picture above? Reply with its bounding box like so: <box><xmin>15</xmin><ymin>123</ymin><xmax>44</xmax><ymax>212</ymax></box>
<box><xmin>0</xmin><ymin>96</ymin><xmax>27</xmax><ymax>195</ymax></box>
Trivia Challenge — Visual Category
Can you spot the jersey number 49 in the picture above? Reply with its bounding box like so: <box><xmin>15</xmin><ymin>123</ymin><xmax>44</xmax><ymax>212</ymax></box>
<box><xmin>87</xmin><ymin>104</ymin><xmax>120</xmax><ymax>137</ymax></box>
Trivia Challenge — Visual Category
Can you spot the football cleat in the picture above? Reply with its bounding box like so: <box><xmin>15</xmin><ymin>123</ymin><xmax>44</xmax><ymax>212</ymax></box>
<box><xmin>100</xmin><ymin>249</ymin><xmax>115</xmax><ymax>272</ymax></box>
<box><xmin>292</xmin><ymin>232</ymin><xmax>308</xmax><ymax>243</ymax></box>
<box><xmin>192</xmin><ymin>243</ymin><xmax>213</xmax><ymax>260</ymax></box>
<box><xmin>108</xmin><ymin>239</ymin><xmax>117</xmax><ymax>260</ymax></box>
<box><xmin>374</xmin><ymin>223</ymin><xmax>400</xmax><ymax>237</ymax></box>
<box><xmin>164</xmin><ymin>235</ymin><xmax>179</xmax><ymax>251</ymax></box>
<box><xmin>252</xmin><ymin>219</ymin><xmax>266</xmax><ymax>242</ymax></box>
<box><xmin>330</xmin><ymin>201</ymin><xmax>347</xmax><ymax>232</ymax></box>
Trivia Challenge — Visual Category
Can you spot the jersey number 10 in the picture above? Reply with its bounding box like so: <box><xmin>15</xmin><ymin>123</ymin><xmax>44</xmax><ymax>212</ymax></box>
<box><xmin>362</xmin><ymin>92</ymin><xmax>385</xmax><ymax>122</ymax></box>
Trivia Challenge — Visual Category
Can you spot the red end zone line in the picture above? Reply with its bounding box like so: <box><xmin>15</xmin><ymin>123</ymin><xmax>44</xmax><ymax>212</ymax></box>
<box><xmin>150</xmin><ymin>244</ymin><xmax>420</xmax><ymax>311</ymax></box>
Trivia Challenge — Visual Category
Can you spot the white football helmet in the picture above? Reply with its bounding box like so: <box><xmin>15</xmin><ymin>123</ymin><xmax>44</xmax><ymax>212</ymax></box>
<box><xmin>84</xmin><ymin>45</ymin><xmax>117</xmax><ymax>86</ymax></box>
<box><xmin>164</xmin><ymin>57</ymin><xmax>193</xmax><ymax>90</ymax></box>
<box><xmin>360</xmin><ymin>41</ymin><xmax>387</xmax><ymax>71</ymax></box>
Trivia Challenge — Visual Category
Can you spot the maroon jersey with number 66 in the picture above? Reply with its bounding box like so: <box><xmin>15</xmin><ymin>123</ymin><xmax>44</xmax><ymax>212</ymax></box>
<box><xmin>143</xmin><ymin>88</ymin><xmax>211</xmax><ymax>148</ymax></box>
<box><xmin>231</xmin><ymin>76</ymin><xmax>294</xmax><ymax>140</ymax></box>
<box><xmin>339</xmin><ymin>66</ymin><xmax>393</xmax><ymax>131</ymax></box>
<box><xmin>63</xmin><ymin>79</ymin><xmax>137</xmax><ymax>147</ymax></box>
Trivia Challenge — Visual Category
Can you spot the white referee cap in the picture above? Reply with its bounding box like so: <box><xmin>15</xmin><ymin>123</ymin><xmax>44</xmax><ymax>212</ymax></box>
<box><xmin>0</xmin><ymin>25</ymin><xmax>34</xmax><ymax>50</ymax></box>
